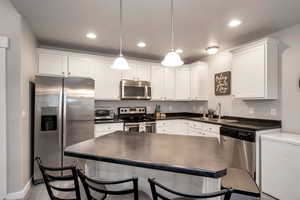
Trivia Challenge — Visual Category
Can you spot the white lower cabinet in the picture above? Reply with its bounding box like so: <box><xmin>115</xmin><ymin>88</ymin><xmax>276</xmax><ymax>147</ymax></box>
<box><xmin>156</xmin><ymin>120</ymin><xmax>189</xmax><ymax>135</ymax></box>
<box><xmin>95</xmin><ymin>123</ymin><xmax>123</xmax><ymax>137</ymax></box>
<box><xmin>156</xmin><ymin>119</ymin><xmax>220</xmax><ymax>139</ymax></box>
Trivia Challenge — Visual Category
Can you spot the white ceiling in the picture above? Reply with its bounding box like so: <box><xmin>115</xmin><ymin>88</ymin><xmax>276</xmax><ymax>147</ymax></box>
<box><xmin>11</xmin><ymin>0</ymin><xmax>300</xmax><ymax>62</ymax></box>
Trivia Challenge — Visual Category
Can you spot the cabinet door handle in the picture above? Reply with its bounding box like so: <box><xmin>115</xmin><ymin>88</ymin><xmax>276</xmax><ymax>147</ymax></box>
<box><xmin>68</xmin><ymin>72</ymin><xmax>71</xmax><ymax>75</ymax></box>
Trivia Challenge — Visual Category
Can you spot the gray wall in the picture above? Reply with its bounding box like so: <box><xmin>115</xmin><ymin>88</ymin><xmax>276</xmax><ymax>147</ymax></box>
<box><xmin>20</xmin><ymin>17</ymin><xmax>37</xmax><ymax>189</ymax></box>
<box><xmin>202</xmin><ymin>51</ymin><xmax>281</xmax><ymax>120</ymax></box>
<box><xmin>95</xmin><ymin>100</ymin><xmax>208</xmax><ymax>115</ymax></box>
<box><xmin>0</xmin><ymin>0</ymin><xmax>37</xmax><ymax>194</ymax></box>
<box><xmin>202</xmin><ymin>23</ymin><xmax>300</xmax><ymax>133</ymax></box>
<box><xmin>269</xmin><ymin>24</ymin><xmax>300</xmax><ymax>133</ymax></box>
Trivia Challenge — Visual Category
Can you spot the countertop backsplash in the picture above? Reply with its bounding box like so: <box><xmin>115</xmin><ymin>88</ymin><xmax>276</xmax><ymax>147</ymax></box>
<box><xmin>95</xmin><ymin>100</ymin><xmax>208</xmax><ymax>115</ymax></box>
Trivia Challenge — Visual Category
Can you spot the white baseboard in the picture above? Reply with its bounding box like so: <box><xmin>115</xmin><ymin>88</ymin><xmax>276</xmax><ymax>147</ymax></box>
<box><xmin>5</xmin><ymin>179</ymin><xmax>32</xmax><ymax>200</ymax></box>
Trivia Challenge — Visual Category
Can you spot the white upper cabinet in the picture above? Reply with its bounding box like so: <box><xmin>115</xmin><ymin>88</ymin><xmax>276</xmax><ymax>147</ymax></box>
<box><xmin>231</xmin><ymin>38</ymin><xmax>278</xmax><ymax>99</ymax></box>
<box><xmin>68</xmin><ymin>56</ymin><xmax>93</xmax><ymax>77</ymax></box>
<box><xmin>135</xmin><ymin>62</ymin><xmax>151</xmax><ymax>81</ymax></box>
<box><xmin>164</xmin><ymin>68</ymin><xmax>176</xmax><ymax>100</ymax></box>
<box><xmin>175</xmin><ymin>67</ymin><xmax>191</xmax><ymax>100</ymax></box>
<box><xmin>151</xmin><ymin>65</ymin><xmax>165</xmax><ymax>100</ymax></box>
<box><xmin>190</xmin><ymin>62</ymin><xmax>208</xmax><ymax>101</ymax></box>
<box><xmin>92</xmin><ymin>58</ymin><xmax>122</xmax><ymax>100</ymax></box>
<box><xmin>37</xmin><ymin>48</ymin><xmax>210</xmax><ymax>101</ymax></box>
<box><xmin>121</xmin><ymin>61</ymin><xmax>150</xmax><ymax>81</ymax></box>
<box><xmin>38</xmin><ymin>49</ymin><xmax>68</xmax><ymax>75</ymax></box>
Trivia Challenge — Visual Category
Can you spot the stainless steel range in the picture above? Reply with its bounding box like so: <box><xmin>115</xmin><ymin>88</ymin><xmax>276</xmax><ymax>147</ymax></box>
<box><xmin>118</xmin><ymin>107</ymin><xmax>156</xmax><ymax>133</ymax></box>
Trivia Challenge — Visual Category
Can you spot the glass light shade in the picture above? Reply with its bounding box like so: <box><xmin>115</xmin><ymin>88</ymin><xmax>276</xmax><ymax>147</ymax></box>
<box><xmin>161</xmin><ymin>51</ymin><xmax>184</xmax><ymax>67</ymax></box>
<box><xmin>111</xmin><ymin>55</ymin><xmax>130</xmax><ymax>70</ymax></box>
<box><xmin>206</xmin><ymin>46</ymin><xmax>219</xmax><ymax>55</ymax></box>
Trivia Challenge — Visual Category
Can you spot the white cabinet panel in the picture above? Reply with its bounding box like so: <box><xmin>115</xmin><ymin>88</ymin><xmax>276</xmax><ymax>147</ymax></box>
<box><xmin>164</xmin><ymin>68</ymin><xmax>176</xmax><ymax>100</ymax></box>
<box><xmin>93</xmin><ymin>59</ymin><xmax>122</xmax><ymax>100</ymax></box>
<box><xmin>156</xmin><ymin>120</ymin><xmax>188</xmax><ymax>135</ymax></box>
<box><xmin>121</xmin><ymin>67</ymin><xmax>136</xmax><ymax>80</ymax></box>
<box><xmin>157</xmin><ymin>119</ymin><xmax>220</xmax><ymax>138</ymax></box>
<box><xmin>231</xmin><ymin>38</ymin><xmax>278</xmax><ymax>99</ymax></box>
<box><xmin>190</xmin><ymin>62</ymin><xmax>208</xmax><ymax>101</ymax></box>
<box><xmin>232</xmin><ymin>45</ymin><xmax>265</xmax><ymax>98</ymax></box>
<box><xmin>151</xmin><ymin>65</ymin><xmax>165</xmax><ymax>100</ymax></box>
<box><xmin>136</xmin><ymin>62</ymin><xmax>150</xmax><ymax>81</ymax></box>
<box><xmin>175</xmin><ymin>67</ymin><xmax>191</xmax><ymax>100</ymax></box>
<box><xmin>122</xmin><ymin>61</ymin><xmax>150</xmax><ymax>81</ymax></box>
<box><xmin>68</xmin><ymin>56</ymin><xmax>93</xmax><ymax>77</ymax></box>
<box><xmin>38</xmin><ymin>53</ymin><xmax>67</xmax><ymax>75</ymax></box>
<box><xmin>95</xmin><ymin>123</ymin><xmax>123</xmax><ymax>137</ymax></box>
<box><xmin>261</xmin><ymin>133</ymin><xmax>300</xmax><ymax>200</ymax></box>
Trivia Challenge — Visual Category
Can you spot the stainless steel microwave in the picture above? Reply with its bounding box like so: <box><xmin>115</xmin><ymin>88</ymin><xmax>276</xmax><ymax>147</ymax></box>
<box><xmin>120</xmin><ymin>80</ymin><xmax>151</xmax><ymax>100</ymax></box>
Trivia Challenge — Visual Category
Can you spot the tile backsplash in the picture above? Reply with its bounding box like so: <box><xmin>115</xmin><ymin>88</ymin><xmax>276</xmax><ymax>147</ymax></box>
<box><xmin>95</xmin><ymin>100</ymin><xmax>208</xmax><ymax>115</ymax></box>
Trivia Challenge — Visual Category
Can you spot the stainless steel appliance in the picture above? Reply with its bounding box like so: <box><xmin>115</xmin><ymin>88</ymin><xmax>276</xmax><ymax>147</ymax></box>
<box><xmin>32</xmin><ymin>75</ymin><xmax>95</xmax><ymax>183</ymax></box>
<box><xmin>95</xmin><ymin>107</ymin><xmax>114</xmax><ymax>120</ymax></box>
<box><xmin>220</xmin><ymin>126</ymin><xmax>256</xmax><ymax>179</ymax></box>
<box><xmin>120</xmin><ymin>79</ymin><xmax>151</xmax><ymax>100</ymax></box>
<box><xmin>118</xmin><ymin>107</ymin><xmax>156</xmax><ymax>133</ymax></box>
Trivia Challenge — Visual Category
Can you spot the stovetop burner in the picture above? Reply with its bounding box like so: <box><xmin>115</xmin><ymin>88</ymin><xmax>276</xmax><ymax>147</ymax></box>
<box><xmin>118</xmin><ymin>107</ymin><xmax>155</xmax><ymax>123</ymax></box>
<box><xmin>121</xmin><ymin>115</ymin><xmax>155</xmax><ymax>123</ymax></box>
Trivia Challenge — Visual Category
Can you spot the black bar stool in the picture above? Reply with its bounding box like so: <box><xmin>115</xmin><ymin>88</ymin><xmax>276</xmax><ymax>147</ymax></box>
<box><xmin>78</xmin><ymin>169</ymin><xmax>147</xmax><ymax>200</ymax></box>
<box><xmin>35</xmin><ymin>157</ymin><xmax>81</xmax><ymax>200</ymax></box>
<box><xmin>148</xmin><ymin>178</ymin><xmax>233</xmax><ymax>200</ymax></box>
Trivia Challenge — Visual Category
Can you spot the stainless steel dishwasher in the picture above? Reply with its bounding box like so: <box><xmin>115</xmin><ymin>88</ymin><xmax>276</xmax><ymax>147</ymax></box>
<box><xmin>220</xmin><ymin>126</ymin><xmax>256</xmax><ymax>180</ymax></box>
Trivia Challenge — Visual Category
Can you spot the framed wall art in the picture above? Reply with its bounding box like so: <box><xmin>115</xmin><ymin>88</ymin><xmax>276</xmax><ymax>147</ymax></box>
<box><xmin>215</xmin><ymin>71</ymin><xmax>231</xmax><ymax>96</ymax></box>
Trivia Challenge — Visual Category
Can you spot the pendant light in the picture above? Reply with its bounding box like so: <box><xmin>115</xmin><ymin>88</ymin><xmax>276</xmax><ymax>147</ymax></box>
<box><xmin>111</xmin><ymin>0</ymin><xmax>130</xmax><ymax>70</ymax></box>
<box><xmin>161</xmin><ymin>0</ymin><xmax>184</xmax><ymax>67</ymax></box>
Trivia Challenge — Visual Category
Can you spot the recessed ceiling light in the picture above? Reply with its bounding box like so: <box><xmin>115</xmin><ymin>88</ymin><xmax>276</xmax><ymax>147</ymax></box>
<box><xmin>228</xmin><ymin>19</ymin><xmax>242</xmax><ymax>27</ymax></box>
<box><xmin>86</xmin><ymin>32</ymin><xmax>97</xmax><ymax>39</ymax></box>
<box><xmin>137</xmin><ymin>41</ymin><xmax>146</xmax><ymax>48</ymax></box>
<box><xmin>175</xmin><ymin>49</ymin><xmax>183</xmax><ymax>53</ymax></box>
<box><xmin>206</xmin><ymin>46</ymin><xmax>219</xmax><ymax>55</ymax></box>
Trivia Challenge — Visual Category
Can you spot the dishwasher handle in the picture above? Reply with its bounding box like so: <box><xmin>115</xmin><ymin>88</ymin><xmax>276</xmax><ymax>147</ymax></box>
<box><xmin>220</xmin><ymin>126</ymin><xmax>256</xmax><ymax>143</ymax></box>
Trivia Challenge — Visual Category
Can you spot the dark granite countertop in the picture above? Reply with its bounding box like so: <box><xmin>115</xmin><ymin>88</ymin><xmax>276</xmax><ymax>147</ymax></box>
<box><xmin>94</xmin><ymin>119</ymin><xmax>123</xmax><ymax>124</ymax></box>
<box><xmin>156</xmin><ymin>113</ymin><xmax>281</xmax><ymax>131</ymax></box>
<box><xmin>93</xmin><ymin>112</ymin><xmax>281</xmax><ymax>131</ymax></box>
<box><xmin>64</xmin><ymin>131</ymin><xmax>227</xmax><ymax>178</ymax></box>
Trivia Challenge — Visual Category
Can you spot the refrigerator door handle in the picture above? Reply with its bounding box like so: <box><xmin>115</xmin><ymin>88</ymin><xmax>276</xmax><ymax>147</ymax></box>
<box><xmin>58</xmin><ymin>88</ymin><xmax>63</xmax><ymax>149</ymax></box>
<box><xmin>63</xmin><ymin>90</ymin><xmax>67</xmax><ymax>148</ymax></box>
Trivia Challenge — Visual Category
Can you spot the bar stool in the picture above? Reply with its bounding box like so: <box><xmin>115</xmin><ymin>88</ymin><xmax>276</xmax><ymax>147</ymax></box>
<box><xmin>35</xmin><ymin>157</ymin><xmax>81</xmax><ymax>200</ymax></box>
<box><xmin>78</xmin><ymin>169</ymin><xmax>151</xmax><ymax>200</ymax></box>
<box><xmin>148</xmin><ymin>178</ymin><xmax>233</xmax><ymax>200</ymax></box>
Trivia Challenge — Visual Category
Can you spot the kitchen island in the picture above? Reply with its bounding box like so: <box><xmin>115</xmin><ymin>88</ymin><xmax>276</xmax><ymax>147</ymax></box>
<box><xmin>64</xmin><ymin>131</ymin><xmax>228</xmax><ymax>198</ymax></box>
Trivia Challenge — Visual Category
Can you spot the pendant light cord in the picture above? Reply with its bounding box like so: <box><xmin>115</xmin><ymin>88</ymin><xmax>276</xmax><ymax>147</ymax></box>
<box><xmin>171</xmin><ymin>0</ymin><xmax>174</xmax><ymax>51</ymax></box>
<box><xmin>119</xmin><ymin>0</ymin><xmax>123</xmax><ymax>56</ymax></box>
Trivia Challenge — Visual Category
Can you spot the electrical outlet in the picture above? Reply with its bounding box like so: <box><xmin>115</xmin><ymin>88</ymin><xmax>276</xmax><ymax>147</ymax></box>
<box><xmin>249</xmin><ymin>107</ymin><xmax>254</xmax><ymax>114</ymax></box>
<box><xmin>270</xmin><ymin>108</ymin><xmax>277</xmax><ymax>116</ymax></box>
<box><xmin>168</xmin><ymin>105</ymin><xmax>173</xmax><ymax>111</ymax></box>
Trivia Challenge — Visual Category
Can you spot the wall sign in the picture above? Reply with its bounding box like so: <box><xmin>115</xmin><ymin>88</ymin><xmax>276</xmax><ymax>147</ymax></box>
<box><xmin>215</xmin><ymin>71</ymin><xmax>231</xmax><ymax>96</ymax></box>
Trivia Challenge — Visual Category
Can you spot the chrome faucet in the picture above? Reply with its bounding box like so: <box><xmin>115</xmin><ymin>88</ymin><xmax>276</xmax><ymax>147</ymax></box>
<box><xmin>217</xmin><ymin>103</ymin><xmax>222</xmax><ymax>120</ymax></box>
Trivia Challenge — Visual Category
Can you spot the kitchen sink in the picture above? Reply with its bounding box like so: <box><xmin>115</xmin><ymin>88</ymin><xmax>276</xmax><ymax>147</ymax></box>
<box><xmin>194</xmin><ymin>117</ymin><xmax>240</xmax><ymax>123</ymax></box>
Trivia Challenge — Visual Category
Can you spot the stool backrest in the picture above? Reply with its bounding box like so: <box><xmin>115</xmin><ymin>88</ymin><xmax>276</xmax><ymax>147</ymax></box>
<box><xmin>148</xmin><ymin>178</ymin><xmax>233</xmax><ymax>200</ymax></box>
<box><xmin>35</xmin><ymin>157</ymin><xmax>81</xmax><ymax>200</ymax></box>
<box><xmin>77</xmin><ymin>169</ymin><xmax>139</xmax><ymax>200</ymax></box>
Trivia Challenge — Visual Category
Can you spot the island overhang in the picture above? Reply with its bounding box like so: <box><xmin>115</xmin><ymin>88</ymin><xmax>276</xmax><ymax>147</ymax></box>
<box><xmin>64</xmin><ymin>131</ymin><xmax>227</xmax><ymax>178</ymax></box>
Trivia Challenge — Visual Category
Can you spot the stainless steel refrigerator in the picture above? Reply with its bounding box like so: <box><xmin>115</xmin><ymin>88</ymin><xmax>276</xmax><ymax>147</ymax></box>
<box><xmin>32</xmin><ymin>75</ymin><xmax>95</xmax><ymax>183</ymax></box>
